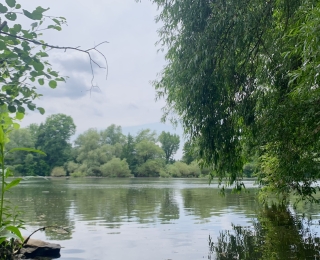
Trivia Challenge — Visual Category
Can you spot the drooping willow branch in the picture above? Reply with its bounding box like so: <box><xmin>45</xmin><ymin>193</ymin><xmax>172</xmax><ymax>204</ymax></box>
<box><xmin>0</xmin><ymin>29</ymin><xmax>108</xmax><ymax>90</ymax></box>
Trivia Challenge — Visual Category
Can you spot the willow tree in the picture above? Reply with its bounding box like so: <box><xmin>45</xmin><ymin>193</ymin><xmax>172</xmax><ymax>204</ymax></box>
<box><xmin>151</xmin><ymin>0</ymin><xmax>320</xmax><ymax>202</ymax></box>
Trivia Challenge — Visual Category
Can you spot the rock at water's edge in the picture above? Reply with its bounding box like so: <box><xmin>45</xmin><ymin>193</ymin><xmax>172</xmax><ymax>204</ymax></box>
<box><xmin>19</xmin><ymin>238</ymin><xmax>61</xmax><ymax>258</ymax></box>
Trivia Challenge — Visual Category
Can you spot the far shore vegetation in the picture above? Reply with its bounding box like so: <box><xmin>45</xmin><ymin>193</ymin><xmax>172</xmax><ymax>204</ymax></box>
<box><xmin>7</xmin><ymin>113</ymin><xmax>257</xmax><ymax>179</ymax></box>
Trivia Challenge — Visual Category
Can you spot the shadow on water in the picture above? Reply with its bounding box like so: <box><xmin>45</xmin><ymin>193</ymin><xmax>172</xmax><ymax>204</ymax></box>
<box><xmin>208</xmin><ymin>204</ymin><xmax>320</xmax><ymax>260</ymax></box>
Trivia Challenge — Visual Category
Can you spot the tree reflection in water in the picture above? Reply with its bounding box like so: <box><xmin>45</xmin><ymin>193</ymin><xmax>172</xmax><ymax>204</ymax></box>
<box><xmin>209</xmin><ymin>204</ymin><xmax>320</xmax><ymax>260</ymax></box>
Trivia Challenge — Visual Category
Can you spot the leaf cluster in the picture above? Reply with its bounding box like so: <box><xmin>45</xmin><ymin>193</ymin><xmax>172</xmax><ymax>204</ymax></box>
<box><xmin>0</xmin><ymin>0</ymin><xmax>67</xmax><ymax>116</ymax></box>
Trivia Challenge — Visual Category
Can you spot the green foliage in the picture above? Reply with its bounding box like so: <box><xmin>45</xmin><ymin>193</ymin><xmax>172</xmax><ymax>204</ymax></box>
<box><xmin>66</xmin><ymin>161</ymin><xmax>79</xmax><ymax>175</ymax></box>
<box><xmin>121</xmin><ymin>133</ymin><xmax>136</xmax><ymax>171</ymax></box>
<box><xmin>135</xmin><ymin>140</ymin><xmax>165</xmax><ymax>164</ymax></box>
<box><xmin>100</xmin><ymin>158</ymin><xmax>132</xmax><ymax>177</ymax></box>
<box><xmin>74</xmin><ymin>128</ymin><xmax>100</xmax><ymax>155</ymax></box>
<box><xmin>0</xmin><ymin>109</ymin><xmax>44</xmax><ymax>257</ymax></box>
<box><xmin>152</xmin><ymin>0</ymin><xmax>320</xmax><ymax>201</ymax></box>
<box><xmin>135</xmin><ymin>129</ymin><xmax>157</xmax><ymax>143</ymax></box>
<box><xmin>100</xmin><ymin>124</ymin><xmax>126</xmax><ymax>146</ymax></box>
<box><xmin>35</xmin><ymin>114</ymin><xmax>76</xmax><ymax>174</ymax></box>
<box><xmin>243</xmin><ymin>159</ymin><xmax>258</xmax><ymax>178</ymax></box>
<box><xmin>165</xmin><ymin>160</ymin><xmax>201</xmax><ymax>178</ymax></box>
<box><xmin>181</xmin><ymin>141</ymin><xmax>198</xmax><ymax>165</ymax></box>
<box><xmin>51</xmin><ymin>166</ymin><xmax>66</xmax><ymax>177</ymax></box>
<box><xmin>136</xmin><ymin>159</ymin><xmax>165</xmax><ymax>177</ymax></box>
<box><xmin>188</xmin><ymin>161</ymin><xmax>201</xmax><ymax>177</ymax></box>
<box><xmin>172</xmin><ymin>161</ymin><xmax>191</xmax><ymax>177</ymax></box>
<box><xmin>209</xmin><ymin>204</ymin><xmax>320</xmax><ymax>259</ymax></box>
<box><xmin>158</xmin><ymin>131</ymin><xmax>180</xmax><ymax>163</ymax></box>
<box><xmin>6</xmin><ymin>127</ymin><xmax>35</xmax><ymax>175</ymax></box>
<box><xmin>0</xmin><ymin>0</ymin><xmax>109</xmax><ymax>255</ymax></box>
<box><xmin>166</xmin><ymin>163</ymin><xmax>181</xmax><ymax>177</ymax></box>
<box><xmin>0</xmin><ymin>0</ymin><xmax>67</xmax><ymax>116</ymax></box>
<box><xmin>7</xmin><ymin>122</ymin><xmax>186</xmax><ymax>179</ymax></box>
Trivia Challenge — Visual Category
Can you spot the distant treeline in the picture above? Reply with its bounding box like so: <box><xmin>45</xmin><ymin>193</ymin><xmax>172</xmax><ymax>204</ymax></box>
<box><xmin>6</xmin><ymin>114</ymin><xmax>196</xmax><ymax>177</ymax></box>
<box><xmin>8</xmin><ymin>113</ymin><xmax>256</xmax><ymax>178</ymax></box>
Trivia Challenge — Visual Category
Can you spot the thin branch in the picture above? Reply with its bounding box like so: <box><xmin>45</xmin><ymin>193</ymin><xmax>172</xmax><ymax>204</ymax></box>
<box><xmin>0</xmin><ymin>30</ymin><xmax>109</xmax><ymax>89</ymax></box>
<box><xmin>22</xmin><ymin>226</ymin><xmax>70</xmax><ymax>247</ymax></box>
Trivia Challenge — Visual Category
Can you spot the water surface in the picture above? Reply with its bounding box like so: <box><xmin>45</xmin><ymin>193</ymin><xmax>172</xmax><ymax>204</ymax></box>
<box><xmin>6</xmin><ymin>178</ymin><xmax>320</xmax><ymax>259</ymax></box>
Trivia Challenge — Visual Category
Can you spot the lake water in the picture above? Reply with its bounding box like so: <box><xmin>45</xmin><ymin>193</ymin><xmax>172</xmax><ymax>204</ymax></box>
<box><xmin>6</xmin><ymin>178</ymin><xmax>320</xmax><ymax>259</ymax></box>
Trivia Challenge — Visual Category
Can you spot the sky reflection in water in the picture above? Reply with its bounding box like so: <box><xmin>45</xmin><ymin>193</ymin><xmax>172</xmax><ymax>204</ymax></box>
<box><xmin>7</xmin><ymin>178</ymin><xmax>320</xmax><ymax>260</ymax></box>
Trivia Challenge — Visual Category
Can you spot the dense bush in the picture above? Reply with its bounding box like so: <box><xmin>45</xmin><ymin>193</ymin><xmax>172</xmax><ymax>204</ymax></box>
<box><xmin>188</xmin><ymin>161</ymin><xmax>201</xmax><ymax>177</ymax></box>
<box><xmin>136</xmin><ymin>159</ymin><xmax>165</xmax><ymax>177</ymax></box>
<box><xmin>51</xmin><ymin>167</ymin><xmax>67</xmax><ymax>177</ymax></box>
<box><xmin>100</xmin><ymin>158</ymin><xmax>132</xmax><ymax>177</ymax></box>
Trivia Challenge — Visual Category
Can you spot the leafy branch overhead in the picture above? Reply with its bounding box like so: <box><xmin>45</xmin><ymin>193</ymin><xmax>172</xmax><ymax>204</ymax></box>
<box><xmin>0</xmin><ymin>0</ymin><xmax>108</xmax><ymax>115</ymax></box>
<box><xmin>152</xmin><ymin>0</ymin><xmax>320</xmax><ymax>202</ymax></box>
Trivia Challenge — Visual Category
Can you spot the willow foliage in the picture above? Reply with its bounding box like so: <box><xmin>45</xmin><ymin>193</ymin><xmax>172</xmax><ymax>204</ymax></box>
<box><xmin>152</xmin><ymin>0</ymin><xmax>320</xmax><ymax>201</ymax></box>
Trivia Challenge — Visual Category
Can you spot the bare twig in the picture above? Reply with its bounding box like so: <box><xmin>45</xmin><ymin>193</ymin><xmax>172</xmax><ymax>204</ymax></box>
<box><xmin>0</xmin><ymin>30</ymin><xmax>109</xmax><ymax>90</ymax></box>
<box><xmin>22</xmin><ymin>226</ymin><xmax>70</xmax><ymax>247</ymax></box>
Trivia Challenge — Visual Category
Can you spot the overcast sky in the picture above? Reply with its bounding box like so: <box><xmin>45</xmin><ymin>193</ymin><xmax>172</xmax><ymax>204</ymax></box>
<box><xmin>18</xmin><ymin>0</ymin><xmax>184</xmax><ymax>158</ymax></box>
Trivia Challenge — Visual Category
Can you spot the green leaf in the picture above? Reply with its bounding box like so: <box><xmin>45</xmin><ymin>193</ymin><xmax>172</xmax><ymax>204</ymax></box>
<box><xmin>30</xmin><ymin>71</ymin><xmax>41</xmax><ymax>78</ymax></box>
<box><xmin>32</xmin><ymin>61</ymin><xmax>45</xmax><ymax>72</ymax></box>
<box><xmin>0</xmin><ymin>3</ymin><xmax>8</xmax><ymax>13</ymax></box>
<box><xmin>4</xmin><ymin>178</ymin><xmax>21</xmax><ymax>191</ymax></box>
<box><xmin>23</xmin><ymin>9</ymin><xmax>41</xmax><ymax>20</ymax></box>
<box><xmin>17</xmin><ymin>106</ymin><xmax>25</xmax><ymax>114</ymax></box>
<box><xmin>48</xmin><ymin>25</ymin><xmax>61</xmax><ymax>31</ymax></box>
<box><xmin>38</xmin><ymin>51</ymin><xmax>49</xmax><ymax>58</ymax></box>
<box><xmin>37</xmin><ymin>107</ymin><xmax>45</xmax><ymax>115</ymax></box>
<box><xmin>15</xmin><ymin>3</ymin><xmax>21</xmax><ymax>9</ymax></box>
<box><xmin>13</xmin><ymin>123</ymin><xmax>20</xmax><ymax>129</ymax></box>
<box><xmin>0</xmin><ymin>233</ymin><xmax>20</xmax><ymax>241</ymax></box>
<box><xmin>31</xmin><ymin>22</ymin><xmax>38</xmax><ymax>30</ymax></box>
<box><xmin>23</xmin><ymin>6</ymin><xmax>49</xmax><ymax>20</ymax></box>
<box><xmin>8</xmin><ymin>105</ymin><xmax>16</xmax><ymax>113</ymax></box>
<box><xmin>49</xmin><ymin>71</ymin><xmax>59</xmax><ymax>77</ymax></box>
<box><xmin>27</xmin><ymin>104</ymin><xmax>35</xmax><ymax>111</ymax></box>
<box><xmin>16</xmin><ymin>112</ymin><xmax>24</xmax><ymax>120</ymax></box>
<box><xmin>5</xmin><ymin>168</ymin><xmax>13</xmax><ymax>178</ymax></box>
<box><xmin>0</xmin><ymin>41</ymin><xmax>6</xmax><ymax>51</ymax></box>
<box><xmin>49</xmin><ymin>80</ymin><xmax>57</xmax><ymax>89</ymax></box>
<box><xmin>56</xmin><ymin>77</ymin><xmax>66</xmax><ymax>82</ymax></box>
<box><xmin>38</xmin><ymin>78</ymin><xmax>44</xmax><ymax>85</ymax></box>
<box><xmin>5</xmin><ymin>226</ymin><xmax>23</xmax><ymax>241</ymax></box>
<box><xmin>9</xmin><ymin>147</ymin><xmax>46</xmax><ymax>155</ymax></box>
<box><xmin>22</xmin><ymin>9</ymin><xmax>32</xmax><ymax>18</ymax></box>
<box><xmin>21</xmin><ymin>41</ymin><xmax>31</xmax><ymax>51</ymax></box>
<box><xmin>52</xmin><ymin>18</ymin><xmax>61</xmax><ymax>25</ymax></box>
<box><xmin>13</xmin><ymin>24</ymin><xmax>21</xmax><ymax>33</ymax></box>
<box><xmin>5</xmin><ymin>0</ymin><xmax>16</xmax><ymax>8</ymax></box>
<box><xmin>35</xmin><ymin>6</ymin><xmax>50</xmax><ymax>14</ymax></box>
<box><xmin>0</xmin><ymin>127</ymin><xmax>4</xmax><ymax>145</ymax></box>
<box><xmin>5</xmin><ymin>12</ymin><xmax>17</xmax><ymax>21</ymax></box>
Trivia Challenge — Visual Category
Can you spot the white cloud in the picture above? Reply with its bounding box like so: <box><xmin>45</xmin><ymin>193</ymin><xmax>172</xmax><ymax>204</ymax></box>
<box><xmin>18</xmin><ymin>0</ymin><xmax>184</xmax><ymax>158</ymax></box>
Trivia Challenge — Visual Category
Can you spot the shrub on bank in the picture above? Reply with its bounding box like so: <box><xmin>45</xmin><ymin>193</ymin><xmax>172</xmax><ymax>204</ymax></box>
<box><xmin>100</xmin><ymin>158</ymin><xmax>132</xmax><ymax>177</ymax></box>
<box><xmin>71</xmin><ymin>171</ymin><xmax>86</xmax><ymax>177</ymax></box>
<box><xmin>51</xmin><ymin>166</ymin><xmax>66</xmax><ymax>177</ymax></box>
<box><xmin>136</xmin><ymin>159</ymin><xmax>165</xmax><ymax>177</ymax></box>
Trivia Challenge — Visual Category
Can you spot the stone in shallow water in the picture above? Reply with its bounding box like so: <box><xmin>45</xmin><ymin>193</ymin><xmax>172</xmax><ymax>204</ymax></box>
<box><xmin>19</xmin><ymin>238</ymin><xmax>61</xmax><ymax>258</ymax></box>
